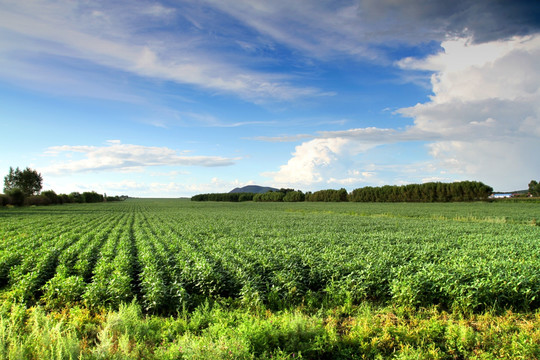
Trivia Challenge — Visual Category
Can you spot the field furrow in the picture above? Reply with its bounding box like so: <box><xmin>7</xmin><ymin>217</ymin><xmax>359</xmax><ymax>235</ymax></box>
<box><xmin>0</xmin><ymin>199</ymin><xmax>538</xmax><ymax>314</ymax></box>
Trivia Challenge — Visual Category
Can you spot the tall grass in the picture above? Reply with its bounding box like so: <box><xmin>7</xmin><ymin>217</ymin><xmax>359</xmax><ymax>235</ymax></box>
<box><xmin>0</xmin><ymin>300</ymin><xmax>539</xmax><ymax>359</ymax></box>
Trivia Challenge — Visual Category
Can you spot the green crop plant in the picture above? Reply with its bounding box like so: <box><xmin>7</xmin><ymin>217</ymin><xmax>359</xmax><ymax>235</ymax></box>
<box><xmin>1</xmin><ymin>199</ymin><xmax>540</xmax><ymax>357</ymax></box>
<box><xmin>1</xmin><ymin>199</ymin><xmax>538</xmax><ymax>313</ymax></box>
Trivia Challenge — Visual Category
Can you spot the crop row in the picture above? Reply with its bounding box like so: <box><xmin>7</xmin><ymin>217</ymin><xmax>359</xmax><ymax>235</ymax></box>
<box><xmin>0</xmin><ymin>200</ymin><xmax>539</xmax><ymax>313</ymax></box>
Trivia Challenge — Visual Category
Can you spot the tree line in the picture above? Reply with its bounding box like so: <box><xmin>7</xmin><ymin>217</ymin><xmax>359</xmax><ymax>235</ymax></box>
<box><xmin>191</xmin><ymin>192</ymin><xmax>257</xmax><ymax>202</ymax></box>
<box><xmin>191</xmin><ymin>189</ymin><xmax>306</xmax><ymax>202</ymax></box>
<box><xmin>192</xmin><ymin>181</ymin><xmax>494</xmax><ymax>203</ymax></box>
<box><xmin>348</xmin><ymin>181</ymin><xmax>493</xmax><ymax>202</ymax></box>
<box><xmin>1</xmin><ymin>167</ymin><xmax>126</xmax><ymax>206</ymax></box>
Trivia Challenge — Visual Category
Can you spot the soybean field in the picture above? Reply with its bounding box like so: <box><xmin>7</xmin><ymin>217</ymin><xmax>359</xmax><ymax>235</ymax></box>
<box><xmin>1</xmin><ymin>199</ymin><xmax>539</xmax><ymax>314</ymax></box>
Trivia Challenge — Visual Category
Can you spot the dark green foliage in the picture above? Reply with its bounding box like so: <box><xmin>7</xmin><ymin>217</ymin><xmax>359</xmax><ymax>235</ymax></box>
<box><xmin>529</xmin><ymin>180</ymin><xmax>540</xmax><ymax>196</ymax></box>
<box><xmin>3</xmin><ymin>167</ymin><xmax>18</xmax><ymax>194</ymax></box>
<box><xmin>253</xmin><ymin>189</ymin><xmax>305</xmax><ymax>202</ymax></box>
<box><xmin>0</xmin><ymin>194</ymin><xmax>10</xmax><ymax>206</ymax></box>
<box><xmin>194</xmin><ymin>182</ymin><xmax>494</xmax><ymax>203</ymax></box>
<box><xmin>25</xmin><ymin>190</ymin><xmax>63</xmax><ymax>206</ymax></box>
<box><xmin>193</xmin><ymin>189</ymin><xmax>304</xmax><ymax>202</ymax></box>
<box><xmin>283</xmin><ymin>190</ymin><xmax>305</xmax><ymax>202</ymax></box>
<box><xmin>25</xmin><ymin>195</ymin><xmax>51</xmax><ymax>206</ymax></box>
<box><xmin>69</xmin><ymin>192</ymin><xmax>84</xmax><ymax>203</ymax></box>
<box><xmin>191</xmin><ymin>192</ymin><xmax>256</xmax><ymax>201</ymax></box>
<box><xmin>349</xmin><ymin>181</ymin><xmax>493</xmax><ymax>202</ymax></box>
<box><xmin>105</xmin><ymin>195</ymin><xmax>125</xmax><ymax>202</ymax></box>
<box><xmin>253</xmin><ymin>190</ymin><xmax>285</xmax><ymax>202</ymax></box>
<box><xmin>56</xmin><ymin>193</ymin><xmax>71</xmax><ymax>204</ymax></box>
<box><xmin>5</xmin><ymin>188</ymin><xmax>24</xmax><ymax>206</ymax></box>
<box><xmin>238</xmin><ymin>193</ymin><xmax>253</xmax><ymax>202</ymax></box>
<box><xmin>82</xmin><ymin>191</ymin><xmax>104</xmax><ymax>203</ymax></box>
<box><xmin>41</xmin><ymin>190</ymin><xmax>60</xmax><ymax>204</ymax></box>
<box><xmin>305</xmin><ymin>188</ymin><xmax>348</xmax><ymax>202</ymax></box>
<box><xmin>3</xmin><ymin>167</ymin><xmax>42</xmax><ymax>197</ymax></box>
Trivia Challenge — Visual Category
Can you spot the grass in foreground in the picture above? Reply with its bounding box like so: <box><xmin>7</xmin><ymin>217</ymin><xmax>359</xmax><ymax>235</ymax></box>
<box><xmin>1</xmin><ymin>300</ymin><xmax>539</xmax><ymax>359</ymax></box>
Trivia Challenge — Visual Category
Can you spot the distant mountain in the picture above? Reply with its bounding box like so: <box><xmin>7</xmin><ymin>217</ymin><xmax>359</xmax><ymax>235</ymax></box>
<box><xmin>229</xmin><ymin>185</ymin><xmax>278</xmax><ymax>194</ymax></box>
<box><xmin>493</xmin><ymin>189</ymin><xmax>527</xmax><ymax>194</ymax></box>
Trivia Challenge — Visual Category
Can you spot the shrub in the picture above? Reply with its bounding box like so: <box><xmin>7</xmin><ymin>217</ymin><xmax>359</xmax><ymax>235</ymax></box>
<box><xmin>5</xmin><ymin>188</ymin><xmax>24</xmax><ymax>206</ymax></box>
<box><xmin>0</xmin><ymin>194</ymin><xmax>9</xmax><ymax>206</ymax></box>
<box><xmin>82</xmin><ymin>191</ymin><xmax>104</xmax><ymax>203</ymax></box>
<box><xmin>42</xmin><ymin>190</ymin><xmax>60</xmax><ymax>204</ymax></box>
<box><xmin>283</xmin><ymin>191</ymin><xmax>305</xmax><ymax>202</ymax></box>
<box><xmin>69</xmin><ymin>192</ymin><xmax>84</xmax><ymax>203</ymax></box>
<box><xmin>306</xmin><ymin>188</ymin><xmax>348</xmax><ymax>202</ymax></box>
<box><xmin>25</xmin><ymin>195</ymin><xmax>51</xmax><ymax>206</ymax></box>
<box><xmin>238</xmin><ymin>193</ymin><xmax>254</xmax><ymax>202</ymax></box>
<box><xmin>59</xmin><ymin>194</ymin><xmax>72</xmax><ymax>204</ymax></box>
<box><xmin>253</xmin><ymin>191</ymin><xmax>285</xmax><ymax>202</ymax></box>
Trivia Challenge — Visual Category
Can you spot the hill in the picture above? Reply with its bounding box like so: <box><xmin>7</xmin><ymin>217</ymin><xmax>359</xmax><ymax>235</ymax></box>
<box><xmin>229</xmin><ymin>185</ymin><xmax>278</xmax><ymax>194</ymax></box>
<box><xmin>493</xmin><ymin>189</ymin><xmax>528</xmax><ymax>194</ymax></box>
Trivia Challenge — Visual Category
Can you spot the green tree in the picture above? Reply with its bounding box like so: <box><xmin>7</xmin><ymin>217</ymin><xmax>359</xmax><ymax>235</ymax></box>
<box><xmin>529</xmin><ymin>180</ymin><xmax>540</xmax><ymax>196</ymax></box>
<box><xmin>69</xmin><ymin>192</ymin><xmax>84</xmax><ymax>203</ymax></box>
<box><xmin>3</xmin><ymin>167</ymin><xmax>17</xmax><ymax>192</ymax></box>
<box><xmin>3</xmin><ymin>167</ymin><xmax>43</xmax><ymax>197</ymax></box>
<box><xmin>5</xmin><ymin>188</ymin><xmax>24</xmax><ymax>206</ymax></box>
<box><xmin>283</xmin><ymin>190</ymin><xmax>305</xmax><ymax>202</ymax></box>
<box><xmin>42</xmin><ymin>190</ymin><xmax>60</xmax><ymax>204</ymax></box>
<box><xmin>82</xmin><ymin>191</ymin><xmax>104</xmax><ymax>203</ymax></box>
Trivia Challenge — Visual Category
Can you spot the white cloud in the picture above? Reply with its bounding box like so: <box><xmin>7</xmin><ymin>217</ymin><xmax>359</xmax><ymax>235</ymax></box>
<box><xmin>253</xmin><ymin>127</ymin><xmax>433</xmax><ymax>143</ymax></box>
<box><xmin>0</xmin><ymin>0</ymin><xmax>325</xmax><ymax>102</ymax></box>
<box><xmin>262</xmin><ymin>138</ymin><xmax>377</xmax><ymax>187</ymax></box>
<box><xmin>398</xmin><ymin>36</ymin><xmax>540</xmax><ymax>104</ymax></box>
<box><xmin>1</xmin><ymin>0</ymin><xmax>537</xmax><ymax>106</ymax></box>
<box><xmin>44</xmin><ymin>140</ymin><xmax>237</xmax><ymax>174</ymax></box>
<box><xmin>398</xmin><ymin>35</ymin><xmax>540</xmax><ymax>190</ymax></box>
<box><xmin>199</xmin><ymin>0</ymin><xmax>379</xmax><ymax>60</ymax></box>
<box><xmin>264</xmin><ymin>34</ymin><xmax>540</xmax><ymax>190</ymax></box>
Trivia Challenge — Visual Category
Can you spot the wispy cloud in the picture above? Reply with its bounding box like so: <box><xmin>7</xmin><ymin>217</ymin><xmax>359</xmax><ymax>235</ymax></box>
<box><xmin>3</xmin><ymin>0</ymin><xmax>537</xmax><ymax>105</ymax></box>
<box><xmin>44</xmin><ymin>140</ymin><xmax>237</xmax><ymax>174</ymax></box>
<box><xmin>0</xmin><ymin>0</ymin><xmax>326</xmax><ymax>102</ymax></box>
<box><xmin>251</xmin><ymin>134</ymin><xmax>314</xmax><ymax>142</ymax></box>
<box><xmin>176</xmin><ymin>112</ymin><xmax>274</xmax><ymax>128</ymax></box>
<box><xmin>200</xmin><ymin>0</ymin><xmax>540</xmax><ymax>62</ymax></box>
<box><xmin>253</xmin><ymin>126</ymin><xmax>439</xmax><ymax>143</ymax></box>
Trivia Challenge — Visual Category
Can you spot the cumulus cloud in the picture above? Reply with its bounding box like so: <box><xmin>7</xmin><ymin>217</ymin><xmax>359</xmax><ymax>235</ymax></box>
<box><xmin>398</xmin><ymin>36</ymin><xmax>540</xmax><ymax>103</ymax></box>
<box><xmin>264</xmin><ymin>34</ymin><xmax>540</xmax><ymax>190</ymax></box>
<box><xmin>262</xmin><ymin>138</ymin><xmax>377</xmax><ymax>187</ymax></box>
<box><xmin>44</xmin><ymin>140</ymin><xmax>237</xmax><ymax>174</ymax></box>
<box><xmin>398</xmin><ymin>35</ymin><xmax>540</xmax><ymax>189</ymax></box>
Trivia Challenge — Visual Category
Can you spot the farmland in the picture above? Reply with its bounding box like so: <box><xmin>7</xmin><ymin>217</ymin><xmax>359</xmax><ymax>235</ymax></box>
<box><xmin>1</xmin><ymin>199</ymin><xmax>540</xmax><ymax>358</ymax></box>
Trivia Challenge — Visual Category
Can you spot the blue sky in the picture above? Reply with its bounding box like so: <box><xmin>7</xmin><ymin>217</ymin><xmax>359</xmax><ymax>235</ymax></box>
<box><xmin>1</xmin><ymin>0</ymin><xmax>539</xmax><ymax>196</ymax></box>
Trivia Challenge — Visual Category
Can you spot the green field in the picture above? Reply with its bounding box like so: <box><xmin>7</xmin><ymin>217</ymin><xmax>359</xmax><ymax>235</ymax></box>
<box><xmin>1</xmin><ymin>199</ymin><xmax>539</xmax><ymax>359</ymax></box>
